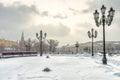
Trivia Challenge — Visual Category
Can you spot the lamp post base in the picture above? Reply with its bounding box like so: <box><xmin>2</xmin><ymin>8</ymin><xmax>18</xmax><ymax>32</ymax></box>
<box><xmin>102</xmin><ymin>57</ymin><xmax>107</xmax><ymax>64</ymax></box>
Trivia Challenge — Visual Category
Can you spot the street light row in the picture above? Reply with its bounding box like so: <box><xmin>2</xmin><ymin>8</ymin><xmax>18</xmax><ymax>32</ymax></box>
<box><xmin>36</xmin><ymin>5</ymin><xmax>115</xmax><ymax>65</ymax></box>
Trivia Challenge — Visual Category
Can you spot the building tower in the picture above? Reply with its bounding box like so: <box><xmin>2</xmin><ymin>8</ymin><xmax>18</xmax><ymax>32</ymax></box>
<box><xmin>19</xmin><ymin>32</ymin><xmax>26</xmax><ymax>51</ymax></box>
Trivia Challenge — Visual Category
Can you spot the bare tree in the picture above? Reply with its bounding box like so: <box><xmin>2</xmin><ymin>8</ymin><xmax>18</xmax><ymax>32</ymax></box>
<box><xmin>31</xmin><ymin>39</ymin><xmax>49</xmax><ymax>53</ymax></box>
<box><xmin>30</xmin><ymin>39</ymin><xmax>39</xmax><ymax>51</ymax></box>
<box><xmin>28</xmin><ymin>39</ymin><xmax>58</xmax><ymax>53</ymax></box>
<box><xmin>25</xmin><ymin>38</ymin><xmax>32</xmax><ymax>51</ymax></box>
<box><xmin>47</xmin><ymin>39</ymin><xmax>59</xmax><ymax>52</ymax></box>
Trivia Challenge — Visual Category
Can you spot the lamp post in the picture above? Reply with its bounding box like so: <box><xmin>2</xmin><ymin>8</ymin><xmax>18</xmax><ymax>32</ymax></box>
<box><xmin>75</xmin><ymin>41</ymin><xmax>79</xmax><ymax>53</ymax></box>
<box><xmin>88</xmin><ymin>28</ymin><xmax>97</xmax><ymax>56</ymax></box>
<box><xmin>36</xmin><ymin>30</ymin><xmax>47</xmax><ymax>56</ymax></box>
<box><xmin>93</xmin><ymin>5</ymin><xmax>115</xmax><ymax>64</ymax></box>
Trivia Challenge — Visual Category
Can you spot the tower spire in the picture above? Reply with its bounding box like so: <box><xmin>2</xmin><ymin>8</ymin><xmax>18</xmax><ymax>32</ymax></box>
<box><xmin>19</xmin><ymin>32</ymin><xmax>25</xmax><ymax>51</ymax></box>
<box><xmin>21</xmin><ymin>32</ymin><xmax>24</xmax><ymax>41</ymax></box>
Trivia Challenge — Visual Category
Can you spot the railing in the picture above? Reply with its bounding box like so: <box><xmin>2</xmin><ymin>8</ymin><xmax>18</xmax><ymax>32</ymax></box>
<box><xmin>0</xmin><ymin>51</ymin><xmax>37</xmax><ymax>58</ymax></box>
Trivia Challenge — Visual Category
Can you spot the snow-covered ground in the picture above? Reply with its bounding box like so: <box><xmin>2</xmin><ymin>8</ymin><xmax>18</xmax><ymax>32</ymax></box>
<box><xmin>0</xmin><ymin>53</ymin><xmax>120</xmax><ymax>80</ymax></box>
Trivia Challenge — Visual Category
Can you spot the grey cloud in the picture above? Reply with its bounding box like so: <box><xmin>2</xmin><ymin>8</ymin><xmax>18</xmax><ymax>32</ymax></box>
<box><xmin>0</xmin><ymin>3</ymin><xmax>38</xmax><ymax>40</ymax></box>
<box><xmin>0</xmin><ymin>3</ymin><xmax>38</xmax><ymax>29</ymax></box>
<box><xmin>35</xmin><ymin>5</ymin><xmax>78</xmax><ymax>19</ymax></box>
<box><xmin>36</xmin><ymin>23</ymin><xmax>71</xmax><ymax>37</ymax></box>
<box><xmin>39</xmin><ymin>11</ymin><xmax>68</xmax><ymax>19</ymax></box>
<box><xmin>53</xmin><ymin>14</ymin><xmax>68</xmax><ymax>19</ymax></box>
<box><xmin>38</xmin><ymin>10</ymin><xmax>68</xmax><ymax>19</ymax></box>
<box><xmin>76</xmin><ymin>23</ymin><xmax>92</xmax><ymax>29</ymax></box>
<box><xmin>81</xmin><ymin>0</ymin><xmax>99</xmax><ymax>13</ymax></box>
<box><xmin>69</xmin><ymin>8</ymin><xmax>81</xmax><ymax>15</ymax></box>
<box><xmin>40</xmin><ymin>11</ymin><xmax>49</xmax><ymax>17</ymax></box>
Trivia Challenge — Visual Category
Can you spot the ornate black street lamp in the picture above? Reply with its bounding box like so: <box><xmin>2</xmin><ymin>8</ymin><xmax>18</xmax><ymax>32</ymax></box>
<box><xmin>75</xmin><ymin>41</ymin><xmax>79</xmax><ymax>53</ymax></box>
<box><xmin>93</xmin><ymin>5</ymin><xmax>115</xmax><ymax>64</ymax></box>
<box><xmin>88</xmin><ymin>28</ymin><xmax>97</xmax><ymax>56</ymax></box>
<box><xmin>36</xmin><ymin>30</ymin><xmax>47</xmax><ymax>56</ymax></box>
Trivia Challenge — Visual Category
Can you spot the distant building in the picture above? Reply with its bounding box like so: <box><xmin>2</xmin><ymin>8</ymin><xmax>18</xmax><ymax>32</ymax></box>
<box><xmin>0</xmin><ymin>39</ymin><xmax>18</xmax><ymax>51</ymax></box>
<box><xmin>18</xmin><ymin>32</ymin><xmax>26</xmax><ymax>51</ymax></box>
<box><xmin>0</xmin><ymin>39</ymin><xmax>18</xmax><ymax>47</ymax></box>
<box><xmin>59</xmin><ymin>41</ymin><xmax>120</xmax><ymax>54</ymax></box>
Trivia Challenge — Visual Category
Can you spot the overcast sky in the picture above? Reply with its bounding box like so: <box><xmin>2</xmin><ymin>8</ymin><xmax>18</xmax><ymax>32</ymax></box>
<box><xmin>0</xmin><ymin>0</ymin><xmax>119</xmax><ymax>46</ymax></box>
